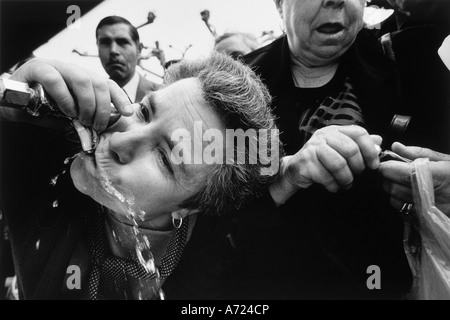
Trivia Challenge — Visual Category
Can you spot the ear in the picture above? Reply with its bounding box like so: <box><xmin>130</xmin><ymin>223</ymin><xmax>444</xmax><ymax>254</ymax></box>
<box><xmin>171</xmin><ymin>208</ymin><xmax>199</xmax><ymax>220</ymax></box>
<box><xmin>273</xmin><ymin>0</ymin><xmax>284</xmax><ymax>19</ymax></box>
<box><xmin>136</xmin><ymin>42</ymin><xmax>143</xmax><ymax>60</ymax></box>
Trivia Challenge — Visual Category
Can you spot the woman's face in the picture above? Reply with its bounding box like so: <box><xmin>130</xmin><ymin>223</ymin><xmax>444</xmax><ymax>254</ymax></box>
<box><xmin>70</xmin><ymin>78</ymin><xmax>224</xmax><ymax>230</ymax></box>
<box><xmin>277</xmin><ymin>0</ymin><xmax>366</xmax><ymax>66</ymax></box>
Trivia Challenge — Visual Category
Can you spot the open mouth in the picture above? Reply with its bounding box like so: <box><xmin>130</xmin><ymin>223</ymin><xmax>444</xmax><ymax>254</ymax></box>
<box><xmin>316</xmin><ymin>23</ymin><xmax>345</xmax><ymax>34</ymax></box>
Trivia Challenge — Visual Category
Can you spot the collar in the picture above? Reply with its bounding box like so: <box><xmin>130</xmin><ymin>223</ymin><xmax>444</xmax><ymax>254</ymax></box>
<box><xmin>104</xmin><ymin>210</ymin><xmax>197</xmax><ymax>266</ymax></box>
<box><xmin>122</xmin><ymin>71</ymin><xmax>140</xmax><ymax>103</ymax></box>
<box><xmin>243</xmin><ymin>36</ymin><xmax>292</xmax><ymax>97</ymax></box>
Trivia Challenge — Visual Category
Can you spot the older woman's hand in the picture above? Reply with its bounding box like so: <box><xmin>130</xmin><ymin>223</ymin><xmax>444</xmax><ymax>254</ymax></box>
<box><xmin>270</xmin><ymin>125</ymin><xmax>382</xmax><ymax>206</ymax></box>
<box><xmin>5</xmin><ymin>58</ymin><xmax>132</xmax><ymax>131</ymax></box>
<box><xmin>379</xmin><ymin>142</ymin><xmax>450</xmax><ymax>217</ymax></box>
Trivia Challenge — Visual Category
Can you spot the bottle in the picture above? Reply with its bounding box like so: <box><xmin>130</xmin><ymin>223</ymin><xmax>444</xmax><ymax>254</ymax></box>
<box><xmin>0</xmin><ymin>77</ymin><xmax>121</xmax><ymax>153</ymax></box>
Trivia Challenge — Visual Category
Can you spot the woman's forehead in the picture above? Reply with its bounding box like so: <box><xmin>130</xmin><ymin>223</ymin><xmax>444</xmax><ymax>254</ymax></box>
<box><xmin>147</xmin><ymin>78</ymin><xmax>225</xmax><ymax>133</ymax></box>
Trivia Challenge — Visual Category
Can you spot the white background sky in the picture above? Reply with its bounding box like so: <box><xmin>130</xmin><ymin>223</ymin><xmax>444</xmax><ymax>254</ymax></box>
<box><xmin>33</xmin><ymin>0</ymin><xmax>283</xmax><ymax>84</ymax></box>
<box><xmin>33</xmin><ymin>0</ymin><xmax>392</xmax><ymax>84</ymax></box>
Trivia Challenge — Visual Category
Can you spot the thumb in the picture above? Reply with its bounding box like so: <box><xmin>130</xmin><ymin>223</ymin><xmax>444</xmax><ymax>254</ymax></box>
<box><xmin>108</xmin><ymin>80</ymin><xmax>134</xmax><ymax>116</ymax></box>
<box><xmin>392</xmin><ymin>142</ymin><xmax>450</xmax><ymax>161</ymax></box>
<box><xmin>370</xmin><ymin>134</ymin><xmax>383</xmax><ymax>146</ymax></box>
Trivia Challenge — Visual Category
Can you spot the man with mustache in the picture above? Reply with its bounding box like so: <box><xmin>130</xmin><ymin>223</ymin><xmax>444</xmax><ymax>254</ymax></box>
<box><xmin>96</xmin><ymin>16</ymin><xmax>159</xmax><ymax>103</ymax></box>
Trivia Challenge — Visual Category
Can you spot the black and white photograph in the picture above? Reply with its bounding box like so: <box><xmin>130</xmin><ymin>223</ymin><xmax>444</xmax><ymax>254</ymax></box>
<box><xmin>0</xmin><ymin>0</ymin><xmax>449</xmax><ymax>305</ymax></box>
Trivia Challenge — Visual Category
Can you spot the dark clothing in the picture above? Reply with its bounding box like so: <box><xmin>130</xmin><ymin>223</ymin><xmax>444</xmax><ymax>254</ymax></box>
<box><xmin>0</xmin><ymin>123</ymin><xmax>232</xmax><ymax>299</ymax></box>
<box><xmin>370</xmin><ymin>0</ymin><xmax>450</xmax><ymax>33</ymax></box>
<box><xmin>136</xmin><ymin>75</ymin><xmax>159</xmax><ymax>103</ymax></box>
<box><xmin>226</xmin><ymin>28</ymin><xmax>449</xmax><ymax>300</ymax></box>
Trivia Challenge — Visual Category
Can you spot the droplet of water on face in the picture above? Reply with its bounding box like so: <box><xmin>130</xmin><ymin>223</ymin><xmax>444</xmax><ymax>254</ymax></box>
<box><xmin>138</xmin><ymin>291</ymin><xmax>143</xmax><ymax>300</ymax></box>
<box><xmin>100</xmin><ymin>176</ymin><xmax>127</xmax><ymax>203</ymax></box>
<box><xmin>52</xmin><ymin>200</ymin><xmax>59</xmax><ymax>208</ymax></box>
<box><xmin>36</xmin><ymin>240</ymin><xmax>40</xmax><ymax>250</ymax></box>
<box><xmin>126</xmin><ymin>198</ymin><xmax>135</xmax><ymax>207</ymax></box>
<box><xmin>138</xmin><ymin>210</ymin><xmax>146</xmax><ymax>222</ymax></box>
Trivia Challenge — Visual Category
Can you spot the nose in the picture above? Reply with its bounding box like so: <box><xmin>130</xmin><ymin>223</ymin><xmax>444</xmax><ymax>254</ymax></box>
<box><xmin>108</xmin><ymin>128</ymin><xmax>149</xmax><ymax>164</ymax></box>
<box><xmin>323</xmin><ymin>0</ymin><xmax>345</xmax><ymax>9</ymax></box>
<box><xmin>109</xmin><ymin>41</ymin><xmax>119</xmax><ymax>56</ymax></box>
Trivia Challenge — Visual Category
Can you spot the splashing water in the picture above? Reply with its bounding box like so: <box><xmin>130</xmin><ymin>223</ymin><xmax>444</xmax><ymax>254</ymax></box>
<box><xmin>50</xmin><ymin>152</ymin><xmax>163</xmax><ymax>299</ymax></box>
<box><xmin>49</xmin><ymin>155</ymin><xmax>78</xmax><ymax>187</ymax></box>
<box><xmin>100</xmin><ymin>173</ymin><xmax>164</xmax><ymax>300</ymax></box>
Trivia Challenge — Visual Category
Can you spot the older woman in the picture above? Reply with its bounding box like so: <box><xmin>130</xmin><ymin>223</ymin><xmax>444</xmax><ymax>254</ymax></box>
<box><xmin>226</xmin><ymin>0</ymin><xmax>418</xmax><ymax>300</ymax></box>
<box><xmin>0</xmin><ymin>53</ymin><xmax>280</xmax><ymax>299</ymax></box>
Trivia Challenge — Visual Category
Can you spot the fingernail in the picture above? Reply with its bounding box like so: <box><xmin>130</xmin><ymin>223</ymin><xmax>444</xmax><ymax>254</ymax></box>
<box><xmin>124</xmin><ymin>104</ymin><xmax>134</xmax><ymax>114</ymax></box>
<box><xmin>73</xmin><ymin>119</ymin><xmax>94</xmax><ymax>152</ymax></box>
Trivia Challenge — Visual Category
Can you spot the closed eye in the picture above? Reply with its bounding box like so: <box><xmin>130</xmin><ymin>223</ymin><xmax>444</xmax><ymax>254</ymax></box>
<box><xmin>158</xmin><ymin>148</ymin><xmax>174</xmax><ymax>175</ymax></box>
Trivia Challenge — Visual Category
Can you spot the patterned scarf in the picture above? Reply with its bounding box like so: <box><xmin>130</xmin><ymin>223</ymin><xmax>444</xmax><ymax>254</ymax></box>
<box><xmin>83</xmin><ymin>205</ymin><xmax>189</xmax><ymax>300</ymax></box>
<box><xmin>299</xmin><ymin>77</ymin><xmax>365</xmax><ymax>144</ymax></box>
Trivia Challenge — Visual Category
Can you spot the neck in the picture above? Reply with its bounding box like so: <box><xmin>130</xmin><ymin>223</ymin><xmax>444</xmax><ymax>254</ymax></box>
<box><xmin>290</xmin><ymin>53</ymin><xmax>339</xmax><ymax>88</ymax></box>
<box><xmin>114</xmin><ymin>73</ymin><xmax>134</xmax><ymax>88</ymax></box>
<box><xmin>104</xmin><ymin>210</ymin><xmax>174</xmax><ymax>264</ymax></box>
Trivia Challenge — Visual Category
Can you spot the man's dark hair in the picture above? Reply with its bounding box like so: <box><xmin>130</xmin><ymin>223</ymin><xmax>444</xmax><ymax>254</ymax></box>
<box><xmin>95</xmin><ymin>15</ymin><xmax>140</xmax><ymax>44</ymax></box>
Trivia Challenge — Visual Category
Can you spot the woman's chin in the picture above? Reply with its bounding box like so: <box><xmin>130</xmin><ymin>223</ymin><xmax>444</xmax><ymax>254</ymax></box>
<box><xmin>70</xmin><ymin>154</ymin><xmax>105</xmax><ymax>201</ymax></box>
<box><xmin>70</xmin><ymin>155</ymin><xmax>91</xmax><ymax>195</ymax></box>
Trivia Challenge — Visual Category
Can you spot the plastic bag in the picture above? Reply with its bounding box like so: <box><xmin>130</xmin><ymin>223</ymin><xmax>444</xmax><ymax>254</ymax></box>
<box><xmin>404</xmin><ymin>158</ymin><xmax>450</xmax><ymax>300</ymax></box>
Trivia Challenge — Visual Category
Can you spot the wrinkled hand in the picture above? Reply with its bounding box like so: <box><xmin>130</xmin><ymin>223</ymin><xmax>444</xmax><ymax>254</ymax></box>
<box><xmin>270</xmin><ymin>125</ymin><xmax>382</xmax><ymax>206</ymax></box>
<box><xmin>7</xmin><ymin>58</ymin><xmax>132</xmax><ymax>131</ymax></box>
<box><xmin>379</xmin><ymin>142</ymin><xmax>450</xmax><ymax>217</ymax></box>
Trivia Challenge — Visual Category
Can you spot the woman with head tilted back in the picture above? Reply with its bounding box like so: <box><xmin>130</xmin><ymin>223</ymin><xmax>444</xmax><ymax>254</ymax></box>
<box><xmin>0</xmin><ymin>53</ymin><xmax>280</xmax><ymax>299</ymax></box>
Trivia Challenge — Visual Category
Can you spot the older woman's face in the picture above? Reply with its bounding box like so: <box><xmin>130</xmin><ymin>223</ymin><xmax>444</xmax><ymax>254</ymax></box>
<box><xmin>277</xmin><ymin>0</ymin><xmax>366</xmax><ymax>66</ymax></box>
<box><xmin>70</xmin><ymin>78</ymin><xmax>223</xmax><ymax>230</ymax></box>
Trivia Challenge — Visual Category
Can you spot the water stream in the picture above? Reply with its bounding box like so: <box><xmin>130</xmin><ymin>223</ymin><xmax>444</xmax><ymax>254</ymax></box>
<box><xmin>50</xmin><ymin>153</ymin><xmax>164</xmax><ymax>300</ymax></box>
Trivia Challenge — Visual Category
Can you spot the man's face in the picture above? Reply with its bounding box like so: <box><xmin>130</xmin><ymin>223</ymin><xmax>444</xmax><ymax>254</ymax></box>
<box><xmin>215</xmin><ymin>35</ymin><xmax>254</xmax><ymax>60</ymax></box>
<box><xmin>70</xmin><ymin>78</ymin><xmax>224</xmax><ymax>230</ymax></box>
<box><xmin>276</xmin><ymin>0</ymin><xmax>365</xmax><ymax>66</ymax></box>
<box><xmin>97</xmin><ymin>23</ymin><xmax>140</xmax><ymax>87</ymax></box>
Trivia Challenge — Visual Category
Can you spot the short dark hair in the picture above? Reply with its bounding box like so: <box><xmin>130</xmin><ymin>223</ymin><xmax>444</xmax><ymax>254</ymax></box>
<box><xmin>95</xmin><ymin>15</ymin><xmax>140</xmax><ymax>44</ymax></box>
<box><xmin>164</xmin><ymin>52</ymin><xmax>282</xmax><ymax>216</ymax></box>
